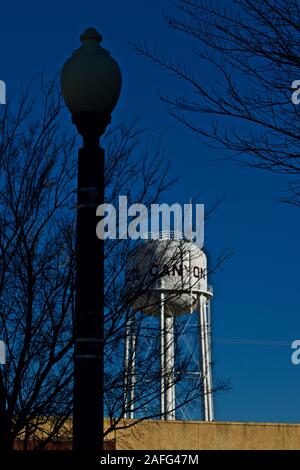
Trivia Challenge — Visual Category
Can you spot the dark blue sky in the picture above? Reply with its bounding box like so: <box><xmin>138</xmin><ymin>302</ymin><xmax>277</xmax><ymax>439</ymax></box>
<box><xmin>1</xmin><ymin>0</ymin><xmax>300</xmax><ymax>423</ymax></box>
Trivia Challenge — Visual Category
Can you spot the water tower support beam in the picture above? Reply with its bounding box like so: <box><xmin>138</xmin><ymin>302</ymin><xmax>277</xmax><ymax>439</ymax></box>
<box><xmin>160</xmin><ymin>292</ymin><xmax>165</xmax><ymax>418</ymax></box>
<box><xmin>165</xmin><ymin>315</ymin><xmax>175</xmax><ymax>420</ymax></box>
<box><xmin>124</xmin><ymin>319</ymin><xmax>130</xmax><ymax>419</ymax></box>
<box><xmin>124</xmin><ymin>316</ymin><xmax>136</xmax><ymax>419</ymax></box>
<box><xmin>205</xmin><ymin>300</ymin><xmax>214</xmax><ymax>421</ymax></box>
<box><xmin>129</xmin><ymin>325</ymin><xmax>136</xmax><ymax>420</ymax></box>
<box><xmin>199</xmin><ymin>295</ymin><xmax>209</xmax><ymax>421</ymax></box>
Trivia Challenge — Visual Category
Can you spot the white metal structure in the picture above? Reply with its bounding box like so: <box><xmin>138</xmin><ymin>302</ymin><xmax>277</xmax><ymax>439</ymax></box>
<box><xmin>125</xmin><ymin>232</ymin><xmax>214</xmax><ymax>421</ymax></box>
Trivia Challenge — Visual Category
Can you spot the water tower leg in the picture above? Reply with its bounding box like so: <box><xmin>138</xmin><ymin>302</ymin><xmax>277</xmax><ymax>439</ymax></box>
<box><xmin>124</xmin><ymin>316</ymin><xmax>136</xmax><ymax>420</ymax></box>
<box><xmin>129</xmin><ymin>325</ymin><xmax>136</xmax><ymax>420</ymax></box>
<box><xmin>160</xmin><ymin>292</ymin><xmax>165</xmax><ymax>418</ymax></box>
<box><xmin>165</xmin><ymin>314</ymin><xmax>175</xmax><ymax>420</ymax></box>
<box><xmin>199</xmin><ymin>295</ymin><xmax>209</xmax><ymax>421</ymax></box>
<box><xmin>205</xmin><ymin>300</ymin><xmax>214</xmax><ymax>421</ymax></box>
<box><xmin>124</xmin><ymin>318</ymin><xmax>130</xmax><ymax>419</ymax></box>
<box><xmin>171</xmin><ymin>316</ymin><xmax>176</xmax><ymax>420</ymax></box>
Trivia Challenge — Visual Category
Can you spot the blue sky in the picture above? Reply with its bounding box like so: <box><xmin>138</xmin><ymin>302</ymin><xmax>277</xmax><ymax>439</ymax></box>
<box><xmin>1</xmin><ymin>0</ymin><xmax>300</xmax><ymax>423</ymax></box>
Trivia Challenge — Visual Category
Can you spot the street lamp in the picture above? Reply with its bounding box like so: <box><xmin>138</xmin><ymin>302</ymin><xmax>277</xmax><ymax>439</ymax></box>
<box><xmin>61</xmin><ymin>27</ymin><xmax>122</xmax><ymax>454</ymax></box>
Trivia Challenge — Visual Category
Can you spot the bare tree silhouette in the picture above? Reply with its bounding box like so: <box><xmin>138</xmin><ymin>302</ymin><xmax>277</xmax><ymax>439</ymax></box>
<box><xmin>0</xmin><ymin>76</ymin><xmax>76</xmax><ymax>451</ymax></box>
<box><xmin>0</xmin><ymin>75</ymin><xmax>229</xmax><ymax>451</ymax></box>
<box><xmin>132</xmin><ymin>0</ymin><xmax>300</xmax><ymax>205</ymax></box>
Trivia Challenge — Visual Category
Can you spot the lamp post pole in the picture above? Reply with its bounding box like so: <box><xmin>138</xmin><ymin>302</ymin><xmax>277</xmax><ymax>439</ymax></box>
<box><xmin>72</xmin><ymin>112</ymin><xmax>109</xmax><ymax>453</ymax></box>
<box><xmin>61</xmin><ymin>28</ymin><xmax>121</xmax><ymax>454</ymax></box>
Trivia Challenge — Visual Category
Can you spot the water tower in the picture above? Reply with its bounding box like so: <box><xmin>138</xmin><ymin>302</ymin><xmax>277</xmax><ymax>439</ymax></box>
<box><xmin>125</xmin><ymin>232</ymin><xmax>214</xmax><ymax>421</ymax></box>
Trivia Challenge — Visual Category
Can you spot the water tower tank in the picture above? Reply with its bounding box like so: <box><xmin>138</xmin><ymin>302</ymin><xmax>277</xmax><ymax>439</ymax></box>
<box><xmin>127</xmin><ymin>232</ymin><xmax>212</xmax><ymax>316</ymax></box>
